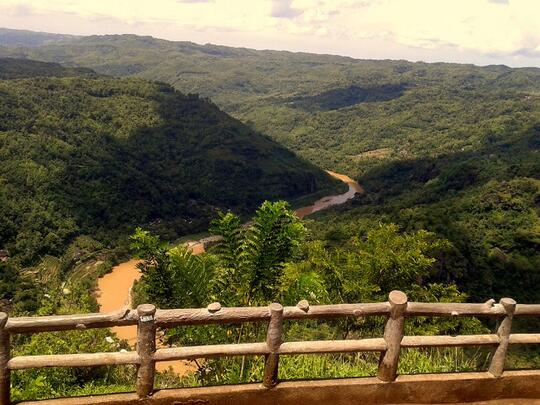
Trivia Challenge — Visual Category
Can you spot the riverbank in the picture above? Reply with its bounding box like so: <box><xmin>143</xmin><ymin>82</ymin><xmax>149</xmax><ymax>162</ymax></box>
<box><xmin>96</xmin><ymin>260</ymin><xmax>197</xmax><ymax>374</ymax></box>
<box><xmin>295</xmin><ymin>171</ymin><xmax>363</xmax><ymax>219</ymax></box>
<box><xmin>95</xmin><ymin>171</ymin><xmax>363</xmax><ymax>375</ymax></box>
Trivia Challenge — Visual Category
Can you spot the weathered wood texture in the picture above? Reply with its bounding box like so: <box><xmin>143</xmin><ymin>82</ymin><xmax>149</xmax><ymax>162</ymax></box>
<box><xmin>136</xmin><ymin>304</ymin><xmax>156</xmax><ymax>398</ymax></box>
<box><xmin>488</xmin><ymin>298</ymin><xmax>516</xmax><ymax>377</ymax></box>
<box><xmin>514</xmin><ymin>304</ymin><xmax>540</xmax><ymax>316</ymax></box>
<box><xmin>8</xmin><ymin>352</ymin><xmax>139</xmax><ymax>370</ymax></box>
<box><xmin>154</xmin><ymin>343</ymin><xmax>268</xmax><ymax>361</ymax></box>
<box><xmin>153</xmin><ymin>338</ymin><xmax>387</xmax><ymax>362</ymax></box>
<box><xmin>1</xmin><ymin>292</ymin><xmax>539</xmax><ymax>404</ymax></box>
<box><xmin>378</xmin><ymin>291</ymin><xmax>407</xmax><ymax>382</ymax></box>
<box><xmin>279</xmin><ymin>338</ymin><xmax>386</xmax><ymax>354</ymax></box>
<box><xmin>401</xmin><ymin>334</ymin><xmax>500</xmax><ymax>347</ymax></box>
<box><xmin>154</xmin><ymin>302</ymin><xmax>390</xmax><ymax>327</ymax></box>
<box><xmin>6</xmin><ymin>309</ymin><xmax>137</xmax><ymax>333</ymax></box>
<box><xmin>5</xmin><ymin>301</ymin><xmax>539</xmax><ymax>333</ymax></box>
<box><xmin>405</xmin><ymin>302</ymin><xmax>505</xmax><ymax>317</ymax></box>
<box><xmin>7</xmin><ymin>332</ymin><xmax>534</xmax><ymax>372</ymax></box>
<box><xmin>263</xmin><ymin>303</ymin><xmax>284</xmax><ymax>389</ymax></box>
<box><xmin>509</xmin><ymin>333</ymin><xmax>540</xmax><ymax>344</ymax></box>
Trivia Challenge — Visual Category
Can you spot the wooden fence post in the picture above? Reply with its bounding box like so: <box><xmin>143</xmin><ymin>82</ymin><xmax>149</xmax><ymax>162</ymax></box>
<box><xmin>0</xmin><ymin>313</ymin><xmax>10</xmax><ymax>405</ymax></box>
<box><xmin>136</xmin><ymin>304</ymin><xmax>156</xmax><ymax>398</ymax></box>
<box><xmin>263</xmin><ymin>303</ymin><xmax>283</xmax><ymax>388</ymax></box>
<box><xmin>378</xmin><ymin>290</ymin><xmax>407</xmax><ymax>382</ymax></box>
<box><xmin>488</xmin><ymin>298</ymin><xmax>516</xmax><ymax>377</ymax></box>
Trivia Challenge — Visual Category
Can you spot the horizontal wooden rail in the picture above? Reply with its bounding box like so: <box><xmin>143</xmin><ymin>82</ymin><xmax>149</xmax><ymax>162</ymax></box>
<box><xmin>508</xmin><ymin>333</ymin><xmax>540</xmax><ymax>344</ymax></box>
<box><xmin>7</xmin><ymin>332</ymin><xmax>537</xmax><ymax>372</ymax></box>
<box><xmin>282</xmin><ymin>302</ymin><xmax>390</xmax><ymax>320</ymax></box>
<box><xmin>154</xmin><ymin>343</ymin><xmax>269</xmax><ymax>361</ymax></box>
<box><xmin>8</xmin><ymin>352</ymin><xmax>140</xmax><ymax>370</ymax></box>
<box><xmin>405</xmin><ymin>302</ymin><xmax>540</xmax><ymax>317</ymax></box>
<box><xmin>155</xmin><ymin>302</ymin><xmax>391</xmax><ymax>328</ymax></box>
<box><xmin>278</xmin><ymin>338</ymin><xmax>386</xmax><ymax>354</ymax></box>
<box><xmin>6</xmin><ymin>309</ymin><xmax>138</xmax><ymax>333</ymax></box>
<box><xmin>1</xmin><ymin>292</ymin><xmax>539</xmax><ymax>405</ymax></box>
<box><xmin>401</xmin><ymin>334</ymin><xmax>500</xmax><ymax>348</ymax></box>
<box><xmin>6</xmin><ymin>302</ymin><xmax>540</xmax><ymax>334</ymax></box>
<box><xmin>514</xmin><ymin>304</ymin><xmax>540</xmax><ymax>316</ymax></box>
<box><xmin>405</xmin><ymin>302</ymin><xmax>504</xmax><ymax>317</ymax></box>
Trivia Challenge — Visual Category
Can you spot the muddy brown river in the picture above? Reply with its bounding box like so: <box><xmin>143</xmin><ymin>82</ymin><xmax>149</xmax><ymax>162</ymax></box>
<box><xmin>96</xmin><ymin>171</ymin><xmax>362</xmax><ymax>374</ymax></box>
<box><xmin>294</xmin><ymin>171</ymin><xmax>363</xmax><ymax>219</ymax></box>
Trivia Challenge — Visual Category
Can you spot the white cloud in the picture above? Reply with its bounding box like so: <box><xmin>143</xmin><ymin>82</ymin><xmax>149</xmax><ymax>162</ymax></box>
<box><xmin>359</xmin><ymin>0</ymin><xmax>540</xmax><ymax>56</ymax></box>
<box><xmin>1</xmin><ymin>3</ymin><xmax>36</xmax><ymax>17</ymax></box>
<box><xmin>270</xmin><ymin>0</ymin><xmax>303</xmax><ymax>18</ymax></box>
<box><xmin>0</xmin><ymin>0</ymin><xmax>539</xmax><ymax>66</ymax></box>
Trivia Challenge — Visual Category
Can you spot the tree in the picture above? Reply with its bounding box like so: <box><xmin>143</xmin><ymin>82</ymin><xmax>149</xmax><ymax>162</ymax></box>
<box><xmin>210</xmin><ymin>200</ymin><xmax>306</xmax><ymax>306</ymax></box>
<box><xmin>131</xmin><ymin>227</ymin><xmax>215</xmax><ymax>309</ymax></box>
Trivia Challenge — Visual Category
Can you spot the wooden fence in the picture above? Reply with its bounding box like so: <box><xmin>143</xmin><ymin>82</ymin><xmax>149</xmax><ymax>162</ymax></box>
<box><xmin>1</xmin><ymin>290</ymin><xmax>539</xmax><ymax>404</ymax></box>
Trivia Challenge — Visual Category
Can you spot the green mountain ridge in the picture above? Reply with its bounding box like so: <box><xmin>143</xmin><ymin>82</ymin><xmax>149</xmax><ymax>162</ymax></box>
<box><xmin>0</xmin><ymin>57</ymin><xmax>94</xmax><ymax>79</ymax></box>
<box><xmin>0</xmin><ymin>29</ymin><xmax>538</xmax><ymax>400</ymax></box>
<box><xmin>0</xmin><ymin>27</ymin><xmax>79</xmax><ymax>47</ymax></box>
<box><xmin>0</xmin><ymin>58</ymin><xmax>338</xmax><ymax>264</ymax></box>
<box><xmin>1</xmin><ymin>31</ymin><xmax>538</xmax><ymax>176</ymax></box>
<box><xmin>0</xmin><ymin>29</ymin><xmax>538</xmax><ymax>300</ymax></box>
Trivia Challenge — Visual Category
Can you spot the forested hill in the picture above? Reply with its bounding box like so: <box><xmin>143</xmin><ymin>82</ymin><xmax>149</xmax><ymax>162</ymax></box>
<box><xmin>0</xmin><ymin>59</ymin><xmax>338</xmax><ymax>264</ymax></box>
<box><xmin>1</xmin><ymin>30</ymin><xmax>538</xmax><ymax>301</ymax></box>
<box><xmin>0</xmin><ymin>57</ymin><xmax>94</xmax><ymax>79</ymax></box>
<box><xmin>0</xmin><ymin>27</ymin><xmax>78</xmax><ymax>47</ymax></box>
<box><xmin>1</xmin><ymin>32</ymin><xmax>539</xmax><ymax>176</ymax></box>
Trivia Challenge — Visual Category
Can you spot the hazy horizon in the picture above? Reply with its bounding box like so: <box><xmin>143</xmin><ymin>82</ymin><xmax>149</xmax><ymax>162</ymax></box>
<box><xmin>2</xmin><ymin>25</ymin><xmax>539</xmax><ymax>71</ymax></box>
<box><xmin>0</xmin><ymin>0</ymin><xmax>539</xmax><ymax>68</ymax></box>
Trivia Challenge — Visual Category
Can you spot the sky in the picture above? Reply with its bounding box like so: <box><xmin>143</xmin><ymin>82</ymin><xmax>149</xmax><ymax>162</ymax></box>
<box><xmin>0</xmin><ymin>0</ymin><xmax>539</xmax><ymax>67</ymax></box>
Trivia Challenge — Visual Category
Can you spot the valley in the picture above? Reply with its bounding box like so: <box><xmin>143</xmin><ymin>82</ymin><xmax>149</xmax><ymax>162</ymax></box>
<box><xmin>0</xmin><ymin>58</ymin><xmax>341</xmax><ymax>266</ymax></box>
<box><xmin>1</xmin><ymin>32</ymin><xmax>538</xmax><ymax>305</ymax></box>
<box><xmin>96</xmin><ymin>171</ymin><xmax>362</xmax><ymax>375</ymax></box>
<box><xmin>0</xmin><ymin>27</ymin><xmax>538</xmax><ymax>401</ymax></box>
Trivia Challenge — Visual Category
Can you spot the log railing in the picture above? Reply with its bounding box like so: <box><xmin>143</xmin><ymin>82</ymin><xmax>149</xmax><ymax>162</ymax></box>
<box><xmin>1</xmin><ymin>290</ymin><xmax>540</xmax><ymax>404</ymax></box>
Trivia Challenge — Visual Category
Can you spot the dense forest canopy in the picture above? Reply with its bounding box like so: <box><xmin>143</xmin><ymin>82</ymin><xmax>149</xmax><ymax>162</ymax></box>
<box><xmin>0</xmin><ymin>29</ymin><xmax>538</xmax><ymax>400</ymax></box>
<box><xmin>0</xmin><ymin>57</ymin><xmax>94</xmax><ymax>79</ymax></box>
<box><xmin>1</xmin><ymin>31</ymin><xmax>537</xmax><ymax>303</ymax></box>
<box><xmin>2</xmin><ymin>32</ymin><xmax>539</xmax><ymax>173</ymax></box>
<box><xmin>0</xmin><ymin>58</ymin><xmax>338</xmax><ymax>264</ymax></box>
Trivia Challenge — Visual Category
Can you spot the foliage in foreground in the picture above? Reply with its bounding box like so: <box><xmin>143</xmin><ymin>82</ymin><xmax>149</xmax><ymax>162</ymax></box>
<box><xmin>131</xmin><ymin>201</ymin><xmax>487</xmax><ymax>386</ymax></box>
<box><xmin>9</xmin><ymin>201</ymin><xmax>534</xmax><ymax>401</ymax></box>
